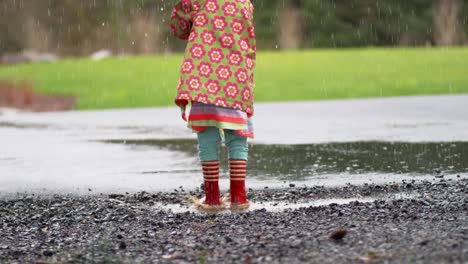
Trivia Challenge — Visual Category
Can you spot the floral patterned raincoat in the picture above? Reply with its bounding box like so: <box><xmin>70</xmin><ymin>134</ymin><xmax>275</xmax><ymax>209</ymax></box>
<box><xmin>170</xmin><ymin>0</ymin><xmax>256</xmax><ymax>118</ymax></box>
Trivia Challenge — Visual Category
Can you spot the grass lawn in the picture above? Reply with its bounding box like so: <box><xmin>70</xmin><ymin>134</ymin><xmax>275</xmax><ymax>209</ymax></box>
<box><xmin>0</xmin><ymin>47</ymin><xmax>467</xmax><ymax>110</ymax></box>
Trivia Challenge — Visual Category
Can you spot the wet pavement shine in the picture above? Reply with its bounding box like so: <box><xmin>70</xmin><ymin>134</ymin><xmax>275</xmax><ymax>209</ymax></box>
<box><xmin>1</xmin><ymin>95</ymin><xmax>468</xmax><ymax>196</ymax></box>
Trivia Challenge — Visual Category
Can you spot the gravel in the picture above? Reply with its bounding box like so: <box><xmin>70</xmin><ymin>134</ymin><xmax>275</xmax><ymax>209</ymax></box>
<box><xmin>1</xmin><ymin>179</ymin><xmax>467</xmax><ymax>263</ymax></box>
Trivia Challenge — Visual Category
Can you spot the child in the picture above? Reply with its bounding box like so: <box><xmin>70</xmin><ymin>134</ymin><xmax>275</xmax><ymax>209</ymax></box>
<box><xmin>170</xmin><ymin>0</ymin><xmax>256</xmax><ymax>211</ymax></box>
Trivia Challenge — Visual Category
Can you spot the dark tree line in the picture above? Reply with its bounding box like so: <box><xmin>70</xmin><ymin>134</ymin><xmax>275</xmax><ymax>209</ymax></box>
<box><xmin>0</xmin><ymin>0</ymin><xmax>466</xmax><ymax>56</ymax></box>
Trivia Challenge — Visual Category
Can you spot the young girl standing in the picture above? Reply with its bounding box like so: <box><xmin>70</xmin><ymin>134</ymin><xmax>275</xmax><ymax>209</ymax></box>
<box><xmin>170</xmin><ymin>0</ymin><xmax>256</xmax><ymax>211</ymax></box>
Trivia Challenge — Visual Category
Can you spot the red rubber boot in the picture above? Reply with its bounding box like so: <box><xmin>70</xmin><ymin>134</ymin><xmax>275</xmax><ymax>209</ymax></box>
<box><xmin>197</xmin><ymin>161</ymin><xmax>224</xmax><ymax>212</ymax></box>
<box><xmin>229</xmin><ymin>160</ymin><xmax>250</xmax><ymax>210</ymax></box>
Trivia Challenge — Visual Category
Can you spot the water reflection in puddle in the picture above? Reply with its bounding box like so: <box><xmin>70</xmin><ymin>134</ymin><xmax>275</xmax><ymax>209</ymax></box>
<box><xmin>104</xmin><ymin>139</ymin><xmax>468</xmax><ymax>180</ymax></box>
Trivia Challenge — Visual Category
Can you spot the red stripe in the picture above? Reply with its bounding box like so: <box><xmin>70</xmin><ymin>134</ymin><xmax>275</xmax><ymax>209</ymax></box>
<box><xmin>189</xmin><ymin>114</ymin><xmax>247</xmax><ymax>125</ymax></box>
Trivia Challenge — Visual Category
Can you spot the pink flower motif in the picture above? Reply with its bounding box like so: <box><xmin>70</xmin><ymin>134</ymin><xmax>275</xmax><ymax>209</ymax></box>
<box><xmin>195</xmin><ymin>94</ymin><xmax>210</xmax><ymax>104</ymax></box>
<box><xmin>193</xmin><ymin>13</ymin><xmax>208</xmax><ymax>27</ymax></box>
<box><xmin>246</xmin><ymin>105</ymin><xmax>253</xmax><ymax>114</ymax></box>
<box><xmin>222</xmin><ymin>2</ymin><xmax>238</xmax><ymax>17</ymax></box>
<box><xmin>235</xmin><ymin>69</ymin><xmax>248</xmax><ymax>84</ymax></box>
<box><xmin>187</xmin><ymin>76</ymin><xmax>202</xmax><ymax>91</ymax></box>
<box><xmin>181</xmin><ymin>59</ymin><xmax>195</xmax><ymax>74</ymax></box>
<box><xmin>178</xmin><ymin>18</ymin><xmax>190</xmax><ymax>32</ymax></box>
<box><xmin>193</xmin><ymin>2</ymin><xmax>201</xmax><ymax>12</ymax></box>
<box><xmin>245</xmin><ymin>55</ymin><xmax>254</xmax><ymax>70</ymax></box>
<box><xmin>180</xmin><ymin>1</ymin><xmax>192</xmax><ymax>14</ymax></box>
<box><xmin>171</xmin><ymin>8</ymin><xmax>178</xmax><ymax>19</ymax></box>
<box><xmin>248</xmin><ymin>26</ymin><xmax>255</xmax><ymax>39</ymax></box>
<box><xmin>177</xmin><ymin>91</ymin><xmax>192</xmax><ymax>101</ymax></box>
<box><xmin>216</xmin><ymin>66</ymin><xmax>233</xmax><ymax>81</ymax></box>
<box><xmin>190</xmin><ymin>44</ymin><xmax>206</xmax><ymax>59</ymax></box>
<box><xmin>201</xmin><ymin>30</ymin><xmax>216</xmax><ymax>45</ymax></box>
<box><xmin>230</xmin><ymin>19</ymin><xmax>245</xmax><ymax>35</ymax></box>
<box><xmin>224</xmin><ymin>83</ymin><xmax>239</xmax><ymax>98</ymax></box>
<box><xmin>238</xmin><ymin>38</ymin><xmax>250</xmax><ymax>52</ymax></box>
<box><xmin>241</xmin><ymin>8</ymin><xmax>250</xmax><ymax>20</ymax></box>
<box><xmin>219</xmin><ymin>33</ymin><xmax>235</xmax><ymax>49</ymax></box>
<box><xmin>208</xmin><ymin>48</ymin><xmax>224</xmax><ymax>64</ymax></box>
<box><xmin>231</xmin><ymin>101</ymin><xmax>243</xmax><ymax>110</ymax></box>
<box><xmin>188</xmin><ymin>31</ymin><xmax>198</xmax><ymax>43</ymax></box>
<box><xmin>197</xmin><ymin>62</ymin><xmax>213</xmax><ymax>78</ymax></box>
<box><xmin>214</xmin><ymin>98</ymin><xmax>228</xmax><ymax>107</ymax></box>
<box><xmin>205</xmin><ymin>80</ymin><xmax>221</xmax><ymax>95</ymax></box>
<box><xmin>211</xmin><ymin>16</ymin><xmax>227</xmax><ymax>31</ymax></box>
<box><xmin>227</xmin><ymin>51</ymin><xmax>243</xmax><ymax>66</ymax></box>
<box><xmin>241</xmin><ymin>87</ymin><xmax>251</xmax><ymax>102</ymax></box>
<box><xmin>205</xmin><ymin>0</ymin><xmax>219</xmax><ymax>13</ymax></box>
<box><xmin>235</xmin><ymin>0</ymin><xmax>246</xmax><ymax>4</ymax></box>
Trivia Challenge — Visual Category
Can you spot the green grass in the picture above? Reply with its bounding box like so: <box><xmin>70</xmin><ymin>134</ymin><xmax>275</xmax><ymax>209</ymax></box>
<box><xmin>0</xmin><ymin>47</ymin><xmax>467</xmax><ymax>110</ymax></box>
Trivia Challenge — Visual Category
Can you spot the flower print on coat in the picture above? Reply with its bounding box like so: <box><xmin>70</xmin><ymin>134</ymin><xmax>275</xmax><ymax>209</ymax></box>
<box><xmin>201</xmin><ymin>30</ymin><xmax>216</xmax><ymax>46</ymax></box>
<box><xmin>238</xmin><ymin>38</ymin><xmax>250</xmax><ymax>52</ymax></box>
<box><xmin>227</xmin><ymin>51</ymin><xmax>243</xmax><ymax>66</ymax></box>
<box><xmin>171</xmin><ymin>0</ymin><xmax>256</xmax><ymax>116</ymax></box>
<box><xmin>205</xmin><ymin>0</ymin><xmax>219</xmax><ymax>14</ymax></box>
<box><xmin>188</xmin><ymin>31</ymin><xmax>198</xmax><ymax>43</ymax></box>
<box><xmin>241</xmin><ymin>87</ymin><xmax>251</xmax><ymax>102</ymax></box>
<box><xmin>187</xmin><ymin>76</ymin><xmax>202</xmax><ymax>91</ymax></box>
<box><xmin>190</xmin><ymin>44</ymin><xmax>206</xmax><ymax>59</ymax></box>
<box><xmin>195</xmin><ymin>94</ymin><xmax>210</xmax><ymax>104</ymax></box>
<box><xmin>245</xmin><ymin>55</ymin><xmax>254</xmax><ymax>70</ymax></box>
<box><xmin>177</xmin><ymin>91</ymin><xmax>192</xmax><ymax>101</ymax></box>
<box><xmin>224</xmin><ymin>83</ymin><xmax>239</xmax><ymax>98</ymax></box>
<box><xmin>216</xmin><ymin>65</ymin><xmax>232</xmax><ymax>81</ymax></box>
<box><xmin>235</xmin><ymin>69</ymin><xmax>248</xmax><ymax>84</ymax></box>
<box><xmin>212</xmin><ymin>16</ymin><xmax>227</xmax><ymax>31</ymax></box>
<box><xmin>230</xmin><ymin>19</ymin><xmax>245</xmax><ymax>35</ymax></box>
<box><xmin>197</xmin><ymin>62</ymin><xmax>213</xmax><ymax>78</ymax></box>
<box><xmin>248</xmin><ymin>26</ymin><xmax>255</xmax><ymax>39</ymax></box>
<box><xmin>205</xmin><ymin>80</ymin><xmax>221</xmax><ymax>95</ymax></box>
<box><xmin>208</xmin><ymin>48</ymin><xmax>224</xmax><ymax>64</ymax></box>
<box><xmin>181</xmin><ymin>59</ymin><xmax>195</xmax><ymax>74</ymax></box>
<box><xmin>214</xmin><ymin>97</ymin><xmax>228</xmax><ymax>107</ymax></box>
<box><xmin>194</xmin><ymin>13</ymin><xmax>208</xmax><ymax>27</ymax></box>
<box><xmin>231</xmin><ymin>101</ymin><xmax>243</xmax><ymax>110</ymax></box>
<box><xmin>219</xmin><ymin>33</ymin><xmax>235</xmax><ymax>49</ymax></box>
<box><xmin>222</xmin><ymin>2</ymin><xmax>238</xmax><ymax>17</ymax></box>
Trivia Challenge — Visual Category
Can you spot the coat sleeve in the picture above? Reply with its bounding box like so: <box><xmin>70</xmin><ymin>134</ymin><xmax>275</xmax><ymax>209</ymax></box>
<box><xmin>169</xmin><ymin>0</ymin><xmax>195</xmax><ymax>40</ymax></box>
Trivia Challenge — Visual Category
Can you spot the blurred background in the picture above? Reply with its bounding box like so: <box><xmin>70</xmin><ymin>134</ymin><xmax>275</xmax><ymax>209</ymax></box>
<box><xmin>0</xmin><ymin>0</ymin><xmax>467</xmax><ymax>111</ymax></box>
<box><xmin>1</xmin><ymin>0</ymin><xmax>467</xmax><ymax>59</ymax></box>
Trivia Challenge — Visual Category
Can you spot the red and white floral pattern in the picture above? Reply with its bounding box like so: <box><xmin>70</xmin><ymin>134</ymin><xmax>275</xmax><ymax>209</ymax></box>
<box><xmin>187</xmin><ymin>76</ymin><xmax>202</xmax><ymax>91</ymax></box>
<box><xmin>224</xmin><ymin>82</ymin><xmax>239</xmax><ymax>98</ymax></box>
<box><xmin>171</xmin><ymin>0</ymin><xmax>256</xmax><ymax>116</ymax></box>
<box><xmin>205</xmin><ymin>80</ymin><xmax>221</xmax><ymax>95</ymax></box>
<box><xmin>201</xmin><ymin>30</ymin><xmax>216</xmax><ymax>45</ymax></box>
<box><xmin>197</xmin><ymin>62</ymin><xmax>213</xmax><ymax>77</ymax></box>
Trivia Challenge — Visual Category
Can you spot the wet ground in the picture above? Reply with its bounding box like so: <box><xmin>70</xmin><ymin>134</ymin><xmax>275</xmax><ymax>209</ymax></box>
<box><xmin>1</xmin><ymin>95</ymin><xmax>468</xmax><ymax>263</ymax></box>
<box><xmin>1</xmin><ymin>180</ymin><xmax>467</xmax><ymax>263</ymax></box>
<box><xmin>1</xmin><ymin>95</ymin><xmax>467</xmax><ymax>195</ymax></box>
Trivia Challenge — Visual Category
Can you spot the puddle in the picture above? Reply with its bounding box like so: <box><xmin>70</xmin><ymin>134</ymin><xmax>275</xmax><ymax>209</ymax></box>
<box><xmin>150</xmin><ymin>192</ymin><xmax>417</xmax><ymax>214</ymax></box>
<box><xmin>104</xmin><ymin>139</ymin><xmax>468</xmax><ymax>179</ymax></box>
<box><xmin>1</xmin><ymin>97</ymin><xmax>468</xmax><ymax>195</ymax></box>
